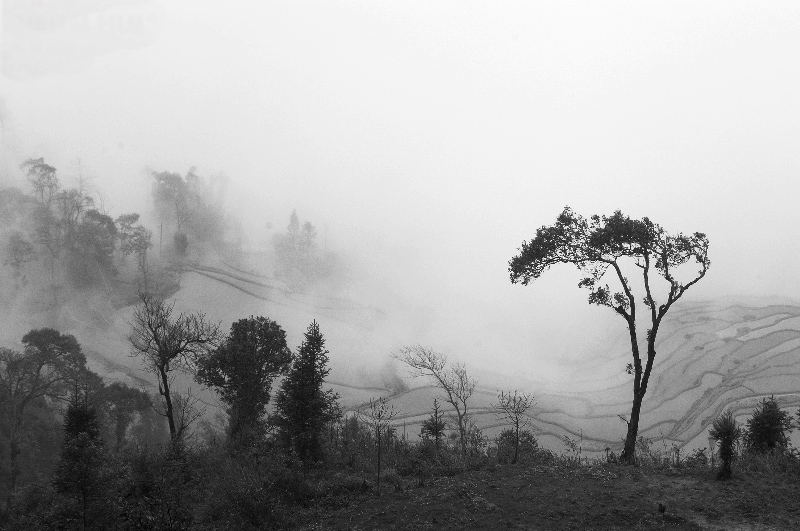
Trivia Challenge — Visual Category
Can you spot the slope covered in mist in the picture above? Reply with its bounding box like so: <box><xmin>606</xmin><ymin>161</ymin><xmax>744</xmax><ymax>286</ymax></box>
<box><xmin>44</xmin><ymin>251</ymin><xmax>800</xmax><ymax>455</ymax></box>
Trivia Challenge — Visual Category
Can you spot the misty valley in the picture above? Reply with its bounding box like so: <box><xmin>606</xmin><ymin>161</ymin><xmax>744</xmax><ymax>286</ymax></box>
<box><xmin>0</xmin><ymin>160</ymin><xmax>799</xmax><ymax>530</ymax></box>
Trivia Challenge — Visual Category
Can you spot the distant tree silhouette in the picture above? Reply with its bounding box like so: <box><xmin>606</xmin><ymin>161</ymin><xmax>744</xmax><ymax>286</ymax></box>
<box><xmin>173</xmin><ymin>232</ymin><xmax>189</xmax><ymax>257</ymax></box>
<box><xmin>116</xmin><ymin>212</ymin><xmax>141</xmax><ymax>258</ymax></box>
<box><xmin>509</xmin><ymin>207</ymin><xmax>709</xmax><ymax>462</ymax></box>
<box><xmin>4</xmin><ymin>231</ymin><xmax>35</xmax><ymax>288</ymax></box>
<box><xmin>274</xmin><ymin>321</ymin><xmax>341</xmax><ymax>463</ymax></box>
<box><xmin>196</xmin><ymin>316</ymin><xmax>292</xmax><ymax>442</ymax></box>
<box><xmin>22</xmin><ymin>158</ymin><xmax>62</xmax><ymax>292</ymax></box>
<box><xmin>67</xmin><ymin>208</ymin><xmax>118</xmax><ymax>288</ymax></box>
<box><xmin>130</xmin><ymin>225</ymin><xmax>153</xmax><ymax>291</ymax></box>
<box><xmin>152</xmin><ymin>168</ymin><xmax>225</xmax><ymax>250</ymax></box>
<box><xmin>152</xmin><ymin>170</ymin><xmax>196</xmax><ymax>234</ymax></box>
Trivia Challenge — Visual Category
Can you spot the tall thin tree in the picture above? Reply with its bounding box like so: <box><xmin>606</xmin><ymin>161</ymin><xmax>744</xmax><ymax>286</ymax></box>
<box><xmin>509</xmin><ymin>207</ymin><xmax>709</xmax><ymax>462</ymax></box>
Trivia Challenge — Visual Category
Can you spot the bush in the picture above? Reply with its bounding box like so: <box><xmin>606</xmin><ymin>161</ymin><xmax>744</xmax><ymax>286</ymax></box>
<box><xmin>744</xmin><ymin>397</ymin><xmax>793</xmax><ymax>454</ymax></box>
<box><xmin>709</xmin><ymin>410</ymin><xmax>741</xmax><ymax>480</ymax></box>
<box><xmin>194</xmin><ymin>445</ymin><xmax>297</xmax><ymax>529</ymax></box>
<box><xmin>683</xmin><ymin>447</ymin><xmax>709</xmax><ymax>469</ymax></box>
<box><xmin>495</xmin><ymin>428</ymin><xmax>539</xmax><ymax>464</ymax></box>
<box><xmin>2</xmin><ymin>481</ymin><xmax>57</xmax><ymax>531</ymax></box>
<box><xmin>735</xmin><ymin>449</ymin><xmax>800</xmax><ymax>477</ymax></box>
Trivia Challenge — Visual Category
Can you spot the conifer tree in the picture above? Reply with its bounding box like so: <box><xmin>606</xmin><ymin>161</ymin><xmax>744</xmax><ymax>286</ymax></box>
<box><xmin>744</xmin><ymin>396</ymin><xmax>793</xmax><ymax>453</ymax></box>
<box><xmin>420</xmin><ymin>398</ymin><xmax>447</xmax><ymax>451</ymax></box>
<box><xmin>54</xmin><ymin>388</ymin><xmax>109</xmax><ymax>529</ymax></box>
<box><xmin>274</xmin><ymin>321</ymin><xmax>341</xmax><ymax>463</ymax></box>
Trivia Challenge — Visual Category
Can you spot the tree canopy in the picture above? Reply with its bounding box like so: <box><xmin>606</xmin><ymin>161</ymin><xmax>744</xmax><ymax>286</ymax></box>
<box><xmin>196</xmin><ymin>316</ymin><xmax>292</xmax><ymax>439</ymax></box>
<box><xmin>509</xmin><ymin>207</ymin><xmax>709</xmax><ymax>462</ymax></box>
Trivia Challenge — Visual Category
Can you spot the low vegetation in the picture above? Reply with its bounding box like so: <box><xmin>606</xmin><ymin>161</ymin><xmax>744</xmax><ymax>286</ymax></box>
<box><xmin>3</xmin><ymin>306</ymin><xmax>800</xmax><ymax>529</ymax></box>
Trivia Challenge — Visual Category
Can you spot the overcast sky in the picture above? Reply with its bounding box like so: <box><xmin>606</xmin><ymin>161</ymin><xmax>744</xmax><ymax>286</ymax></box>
<box><xmin>2</xmin><ymin>1</ymin><xmax>799</xmax><ymax>375</ymax></box>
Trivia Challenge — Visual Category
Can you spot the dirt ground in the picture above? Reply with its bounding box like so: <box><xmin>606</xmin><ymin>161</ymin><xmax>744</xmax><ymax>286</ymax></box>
<box><xmin>297</xmin><ymin>461</ymin><xmax>800</xmax><ymax>530</ymax></box>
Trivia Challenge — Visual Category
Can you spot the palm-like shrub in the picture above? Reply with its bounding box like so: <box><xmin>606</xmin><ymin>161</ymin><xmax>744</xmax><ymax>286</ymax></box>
<box><xmin>709</xmin><ymin>411</ymin><xmax>741</xmax><ymax>480</ymax></box>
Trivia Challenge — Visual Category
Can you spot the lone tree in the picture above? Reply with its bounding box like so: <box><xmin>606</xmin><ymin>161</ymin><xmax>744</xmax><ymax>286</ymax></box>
<box><xmin>128</xmin><ymin>293</ymin><xmax>220</xmax><ymax>443</ymax></box>
<box><xmin>509</xmin><ymin>207</ymin><xmax>709</xmax><ymax>462</ymax></box>
<box><xmin>492</xmin><ymin>390</ymin><xmax>535</xmax><ymax>464</ymax></box>
<box><xmin>394</xmin><ymin>346</ymin><xmax>476</xmax><ymax>457</ymax></box>
<box><xmin>195</xmin><ymin>316</ymin><xmax>292</xmax><ymax>442</ymax></box>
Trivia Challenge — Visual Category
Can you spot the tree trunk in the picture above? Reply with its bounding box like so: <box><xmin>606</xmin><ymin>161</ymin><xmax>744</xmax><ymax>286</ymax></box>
<box><xmin>7</xmin><ymin>412</ymin><xmax>24</xmax><ymax>501</ymax></box>
<box><xmin>459</xmin><ymin>419</ymin><xmax>467</xmax><ymax>457</ymax></box>
<box><xmin>159</xmin><ymin>367</ymin><xmax>177</xmax><ymax>441</ymax></box>
<box><xmin>8</xmin><ymin>434</ymin><xmax>20</xmax><ymax>496</ymax></box>
<box><xmin>376</xmin><ymin>428</ymin><xmax>382</xmax><ymax>496</ymax></box>
<box><xmin>115</xmin><ymin>415</ymin><xmax>125</xmax><ymax>451</ymax></box>
<box><xmin>621</xmin><ymin>391</ymin><xmax>643</xmax><ymax>462</ymax></box>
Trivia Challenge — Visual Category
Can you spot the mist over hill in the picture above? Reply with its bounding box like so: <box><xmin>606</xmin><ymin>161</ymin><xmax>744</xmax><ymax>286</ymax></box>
<box><xmin>27</xmin><ymin>246</ymin><xmax>800</xmax><ymax>456</ymax></box>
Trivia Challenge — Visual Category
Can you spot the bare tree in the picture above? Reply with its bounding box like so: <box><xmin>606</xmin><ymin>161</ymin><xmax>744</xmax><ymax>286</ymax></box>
<box><xmin>128</xmin><ymin>293</ymin><xmax>220</xmax><ymax>443</ymax></box>
<box><xmin>171</xmin><ymin>389</ymin><xmax>205</xmax><ymax>442</ymax></box>
<box><xmin>492</xmin><ymin>390</ymin><xmax>535</xmax><ymax>464</ymax></box>
<box><xmin>394</xmin><ymin>345</ymin><xmax>475</xmax><ymax>457</ymax></box>
<box><xmin>359</xmin><ymin>397</ymin><xmax>398</xmax><ymax>496</ymax></box>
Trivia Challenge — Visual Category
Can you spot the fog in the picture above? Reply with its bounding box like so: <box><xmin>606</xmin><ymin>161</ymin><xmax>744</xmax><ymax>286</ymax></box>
<box><xmin>2</xmin><ymin>1</ymin><xmax>800</xmax><ymax>380</ymax></box>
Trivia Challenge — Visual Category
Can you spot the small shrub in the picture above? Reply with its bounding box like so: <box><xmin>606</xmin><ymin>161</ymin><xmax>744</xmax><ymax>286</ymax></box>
<box><xmin>709</xmin><ymin>410</ymin><xmax>741</xmax><ymax>480</ymax></box>
<box><xmin>3</xmin><ymin>481</ymin><xmax>57</xmax><ymax>531</ymax></box>
<box><xmin>684</xmin><ymin>447</ymin><xmax>709</xmax><ymax>469</ymax></box>
<box><xmin>496</xmin><ymin>429</ymin><xmax>539</xmax><ymax>464</ymax></box>
<box><xmin>563</xmin><ymin>432</ymin><xmax>584</xmax><ymax>463</ymax></box>
<box><xmin>735</xmin><ymin>449</ymin><xmax>800</xmax><ymax>477</ymax></box>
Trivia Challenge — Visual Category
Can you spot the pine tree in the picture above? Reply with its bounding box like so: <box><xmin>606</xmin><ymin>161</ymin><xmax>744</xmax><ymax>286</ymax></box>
<box><xmin>420</xmin><ymin>398</ymin><xmax>447</xmax><ymax>451</ymax></box>
<box><xmin>744</xmin><ymin>396</ymin><xmax>793</xmax><ymax>454</ymax></box>
<box><xmin>274</xmin><ymin>321</ymin><xmax>341</xmax><ymax>463</ymax></box>
<box><xmin>54</xmin><ymin>389</ymin><xmax>110</xmax><ymax>529</ymax></box>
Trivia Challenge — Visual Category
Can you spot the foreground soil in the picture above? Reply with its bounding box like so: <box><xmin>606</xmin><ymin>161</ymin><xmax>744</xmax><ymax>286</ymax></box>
<box><xmin>298</xmin><ymin>461</ymin><xmax>800</xmax><ymax>530</ymax></box>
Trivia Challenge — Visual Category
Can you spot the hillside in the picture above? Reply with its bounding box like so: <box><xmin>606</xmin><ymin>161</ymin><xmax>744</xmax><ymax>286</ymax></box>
<box><xmin>45</xmin><ymin>253</ymin><xmax>800</xmax><ymax>454</ymax></box>
<box><xmin>295</xmin><ymin>459</ymin><xmax>800</xmax><ymax>531</ymax></box>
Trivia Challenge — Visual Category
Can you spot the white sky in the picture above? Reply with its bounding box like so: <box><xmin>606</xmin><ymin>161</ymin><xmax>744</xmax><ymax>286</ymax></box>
<box><xmin>2</xmin><ymin>1</ymin><xmax>799</xmax><ymax>375</ymax></box>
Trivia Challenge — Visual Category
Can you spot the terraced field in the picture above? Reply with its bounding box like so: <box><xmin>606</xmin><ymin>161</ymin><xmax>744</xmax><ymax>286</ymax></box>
<box><xmin>58</xmin><ymin>255</ymin><xmax>800</xmax><ymax>456</ymax></box>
